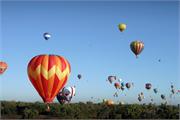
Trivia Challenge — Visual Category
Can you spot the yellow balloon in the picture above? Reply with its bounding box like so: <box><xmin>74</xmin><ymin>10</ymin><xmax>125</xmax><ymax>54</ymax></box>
<box><xmin>118</xmin><ymin>23</ymin><xmax>126</xmax><ymax>32</ymax></box>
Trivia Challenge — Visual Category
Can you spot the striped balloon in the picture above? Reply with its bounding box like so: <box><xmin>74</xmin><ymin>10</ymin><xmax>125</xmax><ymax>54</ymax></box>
<box><xmin>130</xmin><ymin>41</ymin><xmax>144</xmax><ymax>58</ymax></box>
<box><xmin>27</xmin><ymin>54</ymin><xmax>71</xmax><ymax>103</ymax></box>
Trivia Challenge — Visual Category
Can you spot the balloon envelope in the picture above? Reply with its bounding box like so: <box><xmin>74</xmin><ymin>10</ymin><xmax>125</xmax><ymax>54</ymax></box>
<box><xmin>27</xmin><ymin>54</ymin><xmax>71</xmax><ymax>103</ymax></box>
<box><xmin>145</xmin><ymin>83</ymin><xmax>152</xmax><ymax>90</ymax></box>
<box><xmin>43</xmin><ymin>32</ymin><xmax>51</xmax><ymax>40</ymax></box>
<box><xmin>114</xmin><ymin>82</ymin><xmax>120</xmax><ymax>89</ymax></box>
<box><xmin>130</xmin><ymin>41</ymin><xmax>144</xmax><ymax>58</ymax></box>
<box><xmin>106</xmin><ymin>100</ymin><xmax>114</xmax><ymax>106</ymax></box>
<box><xmin>118</xmin><ymin>23</ymin><xmax>126</xmax><ymax>32</ymax></box>
<box><xmin>56</xmin><ymin>92</ymin><xmax>68</xmax><ymax>104</ymax></box>
<box><xmin>77</xmin><ymin>74</ymin><xmax>82</xmax><ymax>79</ymax></box>
<box><xmin>107</xmin><ymin>76</ymin><xmax>116</xmax><ymax>83</ymax></box>
<box><xmin>62</xmin><ymin>86</ymin><xmax>76</xmax><ymax>100</ymax></box>
<box><xmin>161</xmin><ymin>94</ymin><xmax>166</xmax><ymax>100</ymax></box>
<box><xmin>125</xmin><ymin>83</ymin><xmax>131</xmax><ymax>89</ymax></box>
<box><xmin>153</xmin><ymin>88</ymin><xmax>158</xmax><ymax>94</ymax></box>
<box><xmin>0</xmin><ymin>61</ymin><xmax>8</xmax><ymax>75</ymax></box>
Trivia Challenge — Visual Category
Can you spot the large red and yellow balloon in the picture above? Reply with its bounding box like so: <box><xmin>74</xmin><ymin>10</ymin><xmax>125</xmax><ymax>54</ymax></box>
<box><xmin>27</xmin><ymin>54</ymin><xmax>71</xmax><ymax>103</ymax></box>
<box><xmin>0</xmin><ymin>61</ymin><xmax>8</xmax><ymax>75</ymax></box>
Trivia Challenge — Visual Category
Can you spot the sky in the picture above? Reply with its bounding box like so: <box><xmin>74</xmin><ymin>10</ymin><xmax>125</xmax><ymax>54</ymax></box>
<box><xmin>0</xmin><ymin>1</ymin><xmax>179</xmax><ymax>105</ymax></box>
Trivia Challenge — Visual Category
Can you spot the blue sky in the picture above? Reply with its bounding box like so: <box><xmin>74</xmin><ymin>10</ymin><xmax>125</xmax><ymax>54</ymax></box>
<box><xmin>0</xmin><ymin>1</ymin><xmax>179</xmax><ymax>104</ymax></box>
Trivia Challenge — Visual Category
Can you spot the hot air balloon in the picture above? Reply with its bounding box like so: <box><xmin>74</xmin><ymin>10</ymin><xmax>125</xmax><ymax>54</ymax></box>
<box><xmin>161</xmin><ymin>94</ymin><xmax>166</xmax><ymax>100</ymax></box>
<box><xmin>56</xmin><ymin>92</ymin><xmax>68</xmax><ymax>105</ymax></box>
<box><xmin>27</xmin><ymin>54</ymin><xmax>71</xmax><ymax>110</ymax></box>
<box><xmin>130</xmin><ymin>41</ymin><xmax>144</xmax><ymax>58</ymax></box>
<box><xmin>145</xmin><ymin>83</ymin><xmax>152</xmax><ymax>90</ymax></box>
<box><xmin>171</xmin><ymin>88</ymin><xmax>175</xmax><ymax>94</ymax></box>
<box><xmin>114</xmin><ymin>82</ymin><xmax>120</xmax><ymax>89</ymax></box>
<box><xmin>106</xmin><ymin>100</ymin><xmax>114</xmax><ymax>106</ymax></box>
<box><xmin>0</xmin><ymin>61</ymin><xmax>8</xmax><ymax>75</ymax></box>
<box><xmin>171</xmin><ymin>84</ymin><xmax>174</xmax><ymax>89</ymax></box>
<box><xmin>125</xmin><ymin>83</ymin><xmax>131</xmax><ymax>89</ymax></box>
<box><xmin>153</xmin><ymin>88</ymin><xmax>158</xmax><ymax>94</ymax></box>
<box><xmin>118</xmin><ymin>23</ymin><xmax>126</xmax><ymax>32</ymax></box>
<box><xmin>121</xmin><ymin>86</ymin><xmax>125</xmax><ymax>91</ymax></box>
<box><xmin>77</xmin><ymin>74</ymin><xmax>82</xmax><ymax>79</ymax></box>
<box><xmin>107</xmin><ymin>76</ymin><xmax>117</xmax><ymax>84</ymax></box>
<box><xmin>43</xmin><ymin>32</ymin><xmax>51</xmax><ymax>40</ymax></box>
<box><xmin>121</xmin><ymin>82</ymin><xmax>125</xmax><ymax>87</ymax></box>
<box><xmin>139</xmin><ymin>92</ymin><xmax>144</xmax><ymax>99</ymax></box>
<box><xmin>62</xmin><ymin>86</ymin><xmax>76</xmax><ymax>101</ymax></box>
<box><xmin>138</xmin><ymin>96</ymin><xmax>142</xmax><ymax>102</ymax></box>
<box><xmin>113</xmin><ymin>92</ymin><xmax>118</xmax><ymax>97</ymax></box>
<box><xmin>56</xmin><ymin>86</ymin><xmax>75</xmax><ymax>104</ymax></box>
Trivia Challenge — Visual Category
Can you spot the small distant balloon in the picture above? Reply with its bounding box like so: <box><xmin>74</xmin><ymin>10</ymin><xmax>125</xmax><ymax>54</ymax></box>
<box><xmin>125</xmin><ymin>82</ymin><xmax>131</xmax><ymax>89</ymax></box>
<box><xmin>106</xmin><ymin>100</ymin><xmax>114</xmax><ymax>106</ymax></box>
<box><xmin>43</xmin><ymin>32</ymin><xmax>51</xmax><ymax>40</ymax></box>
<box><xmin>118</xmin><ymin>23</ymin><xmax>126</xmax><ymax>32</ymax></box>
<box><xmin>138</xmin><ymin>96</ymin><xmax>142</xmax><ymax>102</ymax></box>
<box><xmin>77</xmin><ymin>74</ymin><xmax>82</xmax><ymax>79</ymax></box>
<box><xmin>121</xmin><ymin>82</ymin><xmax>125</xmax><ymax>87</ymax></box>
<box><xmin>161</xmin><ymin>94</ymin><xmax>166</xmax><ymax>100</ymax></box>
<box><xmin>153</xmin><ymin>88</ymin><xmax>158</xmax><ymax>94</ymax></box>
<box><xmin>113</xmin><ymin>92</ymin><xmax>118</xmax><ymax>97</ymax></box>
<box><xmin>0</xmin><ymin>61</ymin><xmax>8</xmax><ymax>75</ymax></box>
<box><xmin>171</xmin><ymin>89</ymin><xmax>175</xmax><ymax>94</ymax></box>
<box><xmin>145</xmin><ymin>83</ymin><xmax>152</xmax><ymax>90</ymax></box>
<box><xmin>107</xmin><ymin>76</ymin><xmax>117</xmax><ymax>84</ymax></box>
<box><xmin>171</xmin><ymin>85</ymin><xmax>174</xmax><ymax>89</ymax></box>
<box><xmin>121</xmin><ymin>86</ymin><xmax>125</xmax><ymax>91</ymax></box>
<box><xmin>114</xmin><ymin>82</ymin><xmax>120</xmax><ymax>89</ymax></box>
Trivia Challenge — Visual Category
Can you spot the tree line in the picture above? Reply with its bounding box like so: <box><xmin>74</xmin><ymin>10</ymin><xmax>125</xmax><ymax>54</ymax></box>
<box><xmin>1</xmin><ymin>101</ymin><xmax>179</xmax><ymax>119</ymax></box>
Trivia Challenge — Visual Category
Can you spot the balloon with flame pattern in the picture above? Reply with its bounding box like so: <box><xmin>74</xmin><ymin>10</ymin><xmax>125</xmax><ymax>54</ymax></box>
<box><xmin>27</xmin><ymin>54</ymin><xmax>71</xmax><ymax>104</ymax></box>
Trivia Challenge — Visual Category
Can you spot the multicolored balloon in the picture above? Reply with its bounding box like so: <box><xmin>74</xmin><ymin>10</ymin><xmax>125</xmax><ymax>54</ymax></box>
<box><xmin>118</xmin><ymin>23</ymin><xmax>126</xmax><ymax>32</ymax></box>
<box><xmin>27</xmin><ymin>54</ymin><xmax>71</xmax><ymax>103</ymax></box>
<box><xmin>0</xmin><ymin>61</ymin><xmax>8</xmax><ymax>75</ymax></box>
<box><xmin>130</xmin><ymin>41</ymin><xmax>144</xmax><ymax>58</ymax></box>
<box><xmin>56</xmin><ymin>92</ymin><xmax>68</xmax><ymax>105</ymax></box>
<box><xmin>62</xmin><ymin>86</ymin><xmax>76</xmax><ymax>99</ymax></box>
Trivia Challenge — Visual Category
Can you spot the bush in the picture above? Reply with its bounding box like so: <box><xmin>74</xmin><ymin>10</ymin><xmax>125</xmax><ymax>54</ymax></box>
<box><xmin>22</xmin><ymin>108</ymin><xmax>39</xmax><ymax>119</ymax></box>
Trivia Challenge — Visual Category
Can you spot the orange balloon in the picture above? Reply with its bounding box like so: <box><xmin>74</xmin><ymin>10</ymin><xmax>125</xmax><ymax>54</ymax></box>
<box><xmin>106</xmin><ymin>100</ymin><xmax>114</xmax><ymax>106</ymax></box>
<box><xmin>0</xmin><ymin>61</ymin><xmax>8</xmax><ymax>75</ymax></box>
<box><xmin>27</xmin><ymin>54</ymin><xmax>71</xmax><ymax>103</ymax></box>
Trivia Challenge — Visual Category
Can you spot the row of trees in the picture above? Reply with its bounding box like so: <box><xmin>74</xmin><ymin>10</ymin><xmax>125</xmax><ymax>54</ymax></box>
<box><xmin>1</xmin><ymin>101</ymin><xmax>179</xmax><ymax>119</ymax></box>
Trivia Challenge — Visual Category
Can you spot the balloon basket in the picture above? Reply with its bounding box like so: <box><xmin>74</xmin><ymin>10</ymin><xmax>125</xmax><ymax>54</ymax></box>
<box><xmin>45</xmin><ymin>103</ymin><xmax>50</xmax><ymax>112</ymax></box>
